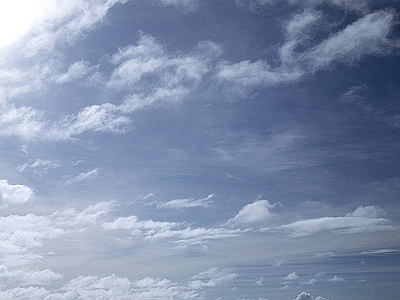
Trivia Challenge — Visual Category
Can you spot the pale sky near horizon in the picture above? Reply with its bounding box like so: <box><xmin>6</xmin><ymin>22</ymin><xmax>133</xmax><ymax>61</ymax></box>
<box><xmin>0</xmin><ymin>1</ymin><xmax>400</xmax><ymax>299</ymax></box>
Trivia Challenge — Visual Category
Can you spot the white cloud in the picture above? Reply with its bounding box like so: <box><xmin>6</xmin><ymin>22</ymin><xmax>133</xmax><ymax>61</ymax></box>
<box><xmin>284</xmin><ymin>272</ymin><xmax>299</xmax><ymax>281</ymax></box>
<box><xmin>278</xmin><ymin>206</ymin><xmax>396</xmax><ymax>237</ymax></box>
<box><xmin>0</xmin><ymin>201</ymin><xmax>113</xmax><ymax>271</ymax></box>
<box><xmin>327</xmin><ymin>275</ymin><xmax>344</xmax><ymax>282</ymax></box>
<box><xmin>17</xmin><ymin>159</ymin><xmax>61</xmax><ymax>176</ymax></box>
<box><xmin>108</xmin><ymin>35</ymin><xmax>221</xmax><ymax>112</ymax></box>
<box><xmin>293</xmin><ymin>291</ymin><xmax>329</xmax><ymax>300</ymax></box>
<box><xmin>0</xmin><ymin>104</ymin><xmax>46</xmax><ymax>140</ymax></box>
<box><xmin>227</xmin><ymin>199</ymin><xmax>275</xmax><ymax>227</ymax></box>
<box><xmin>188</xmin><ymin>267</ymin><xmax>238</xmax><ymax>289</ymax></box>
<box><xmin>313</xmin><ymin>252</ymin><xmax>336</xmax><ymax>259</ymax></box>
<box><xmin>302</xmin><ymin>10</ymin><xmax>396</xmax><ymax>71</ymax></box>
<box><xmin>22</xmin><ymin>0</ymin><xmax>130</xmax><ymax>55</ymax></box>
<box><xmin>217</xmin><ymin>8</ymin><xmax>397</xmax><ymax>96</ymax></box>
<box><xmin>0</xmin><ymin>179</ymin><xmax>34</xmax><ymax>209</ymax></box>
<box><xmin>64</xmin><ymin>168</ymin><xmax>100</xmax><ymax>185</ymax></box>
<box><xmin>154</xmin><ymin>0</ymin><xmax>199</xmax><ymax>11</ymax></box>
<box><xmin>103</xmin><ymin>214</ymin><xmax>240</xmax><ymax>247</ymax></box>
<box><xmin>360</xmin><ymin>249</ymin><xmax>398</xmax><ymax>255</ymax></box>
<box><xmin>55</xmin><ymin>60</ymin><xmax>99</xmax><ymax>84</ymax></box>
<box><xmin>156</xmin><ymin>194</ymin><xmax>214</xmax><ymax>209</ymax></box>
<box><xmin>0</xmin><ymin>267</ymin><xmax>238</xmax><ymax>300</ymax></box>
<box><xmin>0</xmin><ymin>265</ymin><xmax>62</xmax><ymax>288</ymax></box>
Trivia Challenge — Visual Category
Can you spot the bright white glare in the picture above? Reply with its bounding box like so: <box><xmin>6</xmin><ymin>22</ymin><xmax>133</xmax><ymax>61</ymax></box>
<box><xmin>0</xmin><ymin>0</ymin><xmax>50</xmax><ymax>48</ymax></box>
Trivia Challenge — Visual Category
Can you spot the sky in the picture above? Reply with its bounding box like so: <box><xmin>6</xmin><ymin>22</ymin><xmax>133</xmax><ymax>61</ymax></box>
<box><xmin>0</xmin><ymin>0</ymin><xmax>399</xmax><ymax>299</ymax></box>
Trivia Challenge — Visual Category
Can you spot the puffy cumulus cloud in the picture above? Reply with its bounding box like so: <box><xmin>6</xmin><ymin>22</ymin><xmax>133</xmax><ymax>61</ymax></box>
<box><xmin>293</xmin><ymin>291</ymin><xmax>329</xmax><ymax>300</ymax></box>
<box><xmin>187</xmin><ymin>267</ymin><xmax>238</xmax><ymax>289</ymax></box>
<box><xmin>0</xmin><ymin>265</ymin><xmax>62</xmax><ymax>288</ymax></box>
<box><xmin>0</xmin><ymin>202</ymin><xmax>113</xmax><ymax>268</ymax></box>
<box><xmin>156</xmin><ymin>194</ymin><xmax>214</xmax><ymax>210</ymax></box>
<box><xmin>227</xmin><ymin>199</ymin><xmax>275</xmax><ymax>227</ymax></box>
<box><xmin>0</xmin><ymin>268</ymin><xmax>237</xmax><ymax>299</ymax></box>
<box><xmin>0</xmin><ymin>179</ymin><xmax>34</xmax><ymax>209</ymax></box>
<box><xmin>278</xmin><ymin>206</ymin><xmax>396</xmax><ymax>237</ymax></box>
<box><xmin>284</xmin><ymin>272</ymin><xmax>299</xmax><ymax>281</ymax></box>
<box><xmin>103</xmin><ymin>214</ymin><xmax>240</xmax><ymax>247</ymax></box>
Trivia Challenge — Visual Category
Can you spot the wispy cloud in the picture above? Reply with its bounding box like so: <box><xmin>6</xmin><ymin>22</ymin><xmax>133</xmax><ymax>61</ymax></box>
<box><xmin>278</xmin><ymin>206</ymin><xmax>396</xmax><ymax>237</ymax></box>
<box><xmin>156</xmin><ymin>194</ymin><xmax>214</xmax><ymax>210</ymax></box>
<box><xmin>217</xmin><ymin>7</ymin><xmax>397</xmax><ymax>96</ymax></box>
<box><xmin>360</xmin><ymin>249</ymin><xmax>399</xmax><ymax>255</ymax></box>
<box><xmin>103</xmin><ymin>214</ymin><xmax>240</xmax><ymax>247</ymax></box>
<box><xmin>64</xmin><ymin>168</ymin><xmax>99</xmax><ymax>185</ymax></box>
<box><xmin>327</xmin><ymin>275</ymin><xmax>345</xmax><ymax>282</ymax></box>
<box><xmin>17</xmin><ymin>159</ymin><xmax>61</xmax><ymax>176</ymax></box>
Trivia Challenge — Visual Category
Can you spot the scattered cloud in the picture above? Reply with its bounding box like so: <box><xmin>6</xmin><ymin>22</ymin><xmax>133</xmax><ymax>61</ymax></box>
<box><xmin>278</xmin><ymin>206</ymin><xmax>396</xmax><ymax>237</ymax></box>
<box><xmin>360</xmin><ymin>249</ymin><xmax>399</xmax><ymax>255</ymax></box>
<box><xmin>217</xmin><ymin>7</ymin><xmax>397</xmax><ymax>97</ymax></box>
<box><xmin>64</xmin><ymin>168</ymin><xmax>99</xmax><ymax>185</ymax></box>
<box><xmin>0</xmin><ymin>267</ymin><xmax>238</xmax><ymax>300</ymax></box>
<box><xmin>327</xmin><ymin>275</ymin><xmax>344</xmax><ymax>282</ymax></box>
<box><xmin>187</xmin><ymin>267</ymin><xmax>238</xmax><ymax>289</ymax></box>
<box><xmin>0</xmin><ymin>266</ymin><xmax>62</xmax><ymax>288</ymax></box>
<box><xmin>108</xmin><ymin>35</ymin><xmax>221</xmax><ymax>111</ymax></box>
<box><xmin>227</xmin><ymin>199</ymin><xmax>275</xmax><ymax>227</ymax></box>
<box><xmin>156</xmin><ymin>194</ymin><xmax>214</xmax><ymax>210</ymax></box>
<box><xmin>313</xmin><ymin>252</ymin><xmax>336</xmax><ymax>259</ymax></box>
<box><xmin>0</xmin><ymin>179</ymin><xmax>34</xmax><ymax>209</ymax></box>
<box><xmin>152</xmin><ymin>0</ymin><xmax>200</xmax><ymax>11</ymax></box>
<box><xmin>284</xmin><ymin>272</ymin><xmax>299</xmax><ymax>281</ymax></box>
<box><xmin>293</xmin><ymin>291</ymin><xmax>329</xmax><ymax>300</ymax></box>
<box><xmin>17</xmin><ymin>159</ymin><xmax>61</xmax><ymax>176</ymax></box>
<box><xmin>103</xmin><ymin>215</ymin><xmax>240</xmax><ymax>247</ymax></box>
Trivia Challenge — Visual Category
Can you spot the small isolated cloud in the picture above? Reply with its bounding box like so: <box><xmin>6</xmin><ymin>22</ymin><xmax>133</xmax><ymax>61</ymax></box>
<box><xmin>64</xmin><ymin>168</ymin><xmax>99</xmax><ymax>185</ymax></box>
<box><xmin>17</xmin><ymin>159</ymin><xmax>60</xmax><ymax>176</ymax></box>
<box><xmin>187</xmin><ymin>267</ymin><xmax>238</xmax><ymax>289</ymax></box>
<box><xmin>327</xmin><ymin>275</ymin><xmax>344</xmax><ymax>283</ymax></box>
<box><xmin>284</xmin><ymin>272</ymin><xmax>299</xmax><ymax>281</ymax></box>
<box><xmin>293</xmin><ymin>291</ymin><xmax>329</xmax><ymax>300</ymax></box>
<box><xmin>227</xmin><ymin>199</ymin><xmax>275</xmax><ymax>227</ymax></box>
<box><xmin>313</xmin><ymin>252</ymin><xmax>336</xmax><ymax>259</ymax></box>
<box><xmin>360</xmin><ymin>249</ymin><xmax>399</xmax><ymax>255</ymax></box>
<box><xmin>154</xmin><ymin>0</ymin><xmax>199</xmax><ymax>11</ymax></box>
<box><xmin>278</xmin><ymin>206</ymin><xmax>396</xmax><ymax>237</ymax></box>
<box><xmin>156</xmin><ymin>194</ymin><xmax>214</xmax><ymax>210</ymax></box>
<box><xmin>0</xmin><ymin>179</ymin><xmax>34</xmax><ymax>208</ymax></box>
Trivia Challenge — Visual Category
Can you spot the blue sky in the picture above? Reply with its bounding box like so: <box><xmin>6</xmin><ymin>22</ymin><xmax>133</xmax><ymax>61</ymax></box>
<box><xmin>0</xmin><ymin>0</ymin><xmax>399</xmax><ymax>299</ymax></box>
